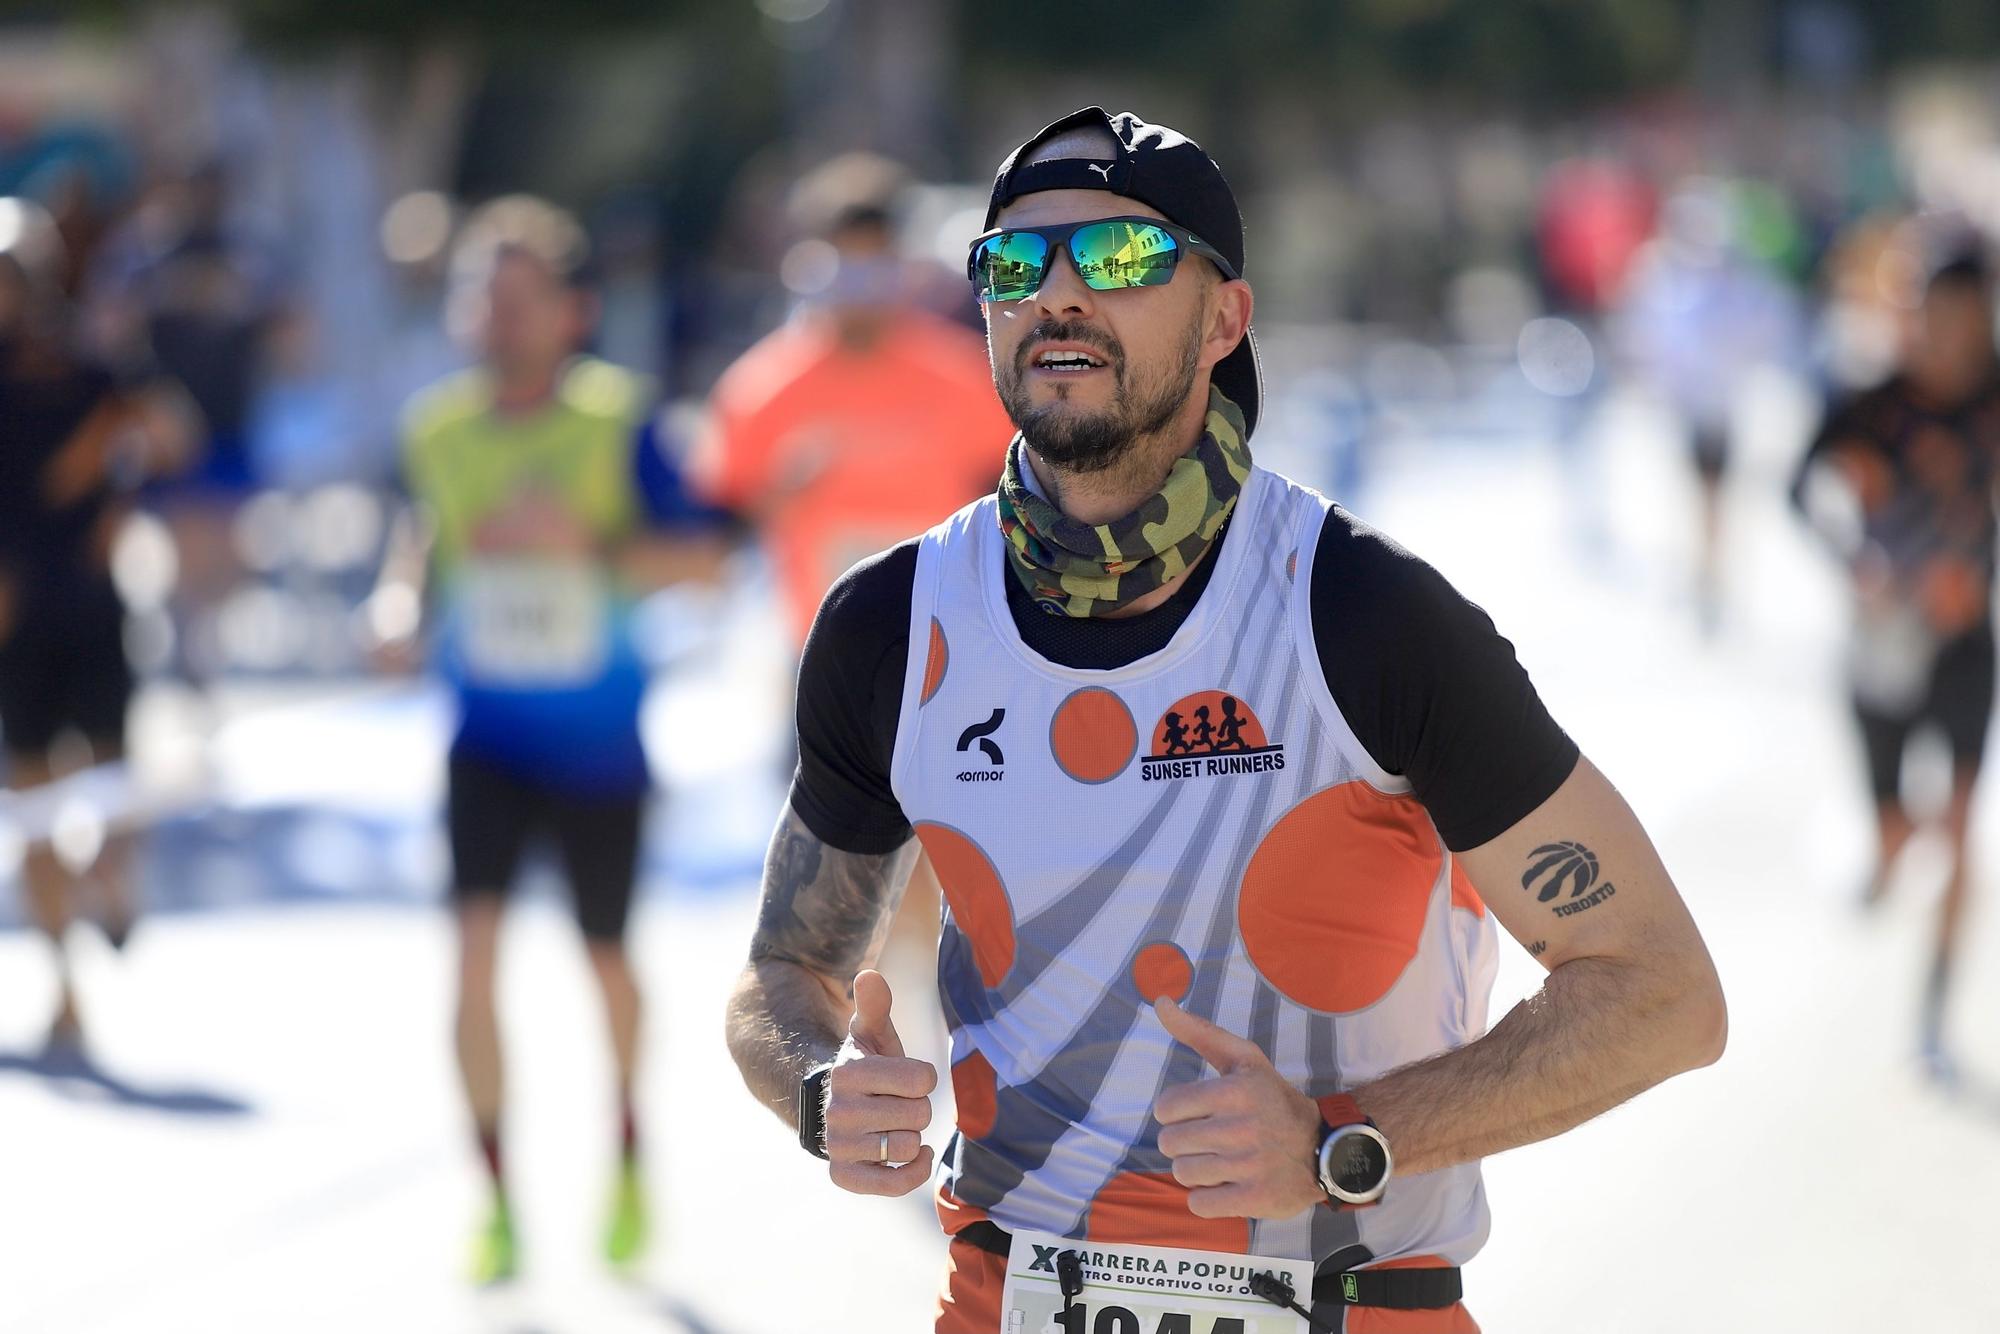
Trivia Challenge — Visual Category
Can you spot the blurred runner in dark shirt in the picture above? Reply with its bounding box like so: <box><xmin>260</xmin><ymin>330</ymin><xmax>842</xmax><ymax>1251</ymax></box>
<box><xmin>0</xmin><ymin>196</ymin><xmax>193</xmax><ymax>1050</ymax></box>
<box><xmin>1792</xmin><ymin>249</ymin><xmax>2000</xmax><ymax>1082</ymax></box>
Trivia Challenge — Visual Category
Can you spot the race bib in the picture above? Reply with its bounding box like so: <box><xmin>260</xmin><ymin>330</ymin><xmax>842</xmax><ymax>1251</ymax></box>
<box><xmin>457</xmin><ymin>560</ymin><xmax>610</xmax><ymax>686</ymax></box>
<box><xmin>1001</xmin><ymin>1229</ymin><xmax>1313</xmax><ymax>1334</ymax></box>
<box><xmin>1847</xmin><ymin>596</ymin><xmax>1937</xmax><ymax>713</ymax></box>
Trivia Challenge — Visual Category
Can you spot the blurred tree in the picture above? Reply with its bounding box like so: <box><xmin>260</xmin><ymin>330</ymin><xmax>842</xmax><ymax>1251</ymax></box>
<box><xmin>18</xmin><ymin>0</ymin><xmax>2000</xmax><ymax>98</ymax></box>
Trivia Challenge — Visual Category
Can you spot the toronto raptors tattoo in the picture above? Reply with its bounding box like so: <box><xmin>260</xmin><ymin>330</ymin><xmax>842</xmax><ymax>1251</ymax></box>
<box><xmin>1521</xmin><ymin>840</ymin><xmax>1617</xmax><ymax>918</ymax></box>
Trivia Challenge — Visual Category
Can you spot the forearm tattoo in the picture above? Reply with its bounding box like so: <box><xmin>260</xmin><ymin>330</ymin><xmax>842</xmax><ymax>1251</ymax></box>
<box><xmin>747</xmin><ymin>808</ymin><xmax>921</xmax><ymax>993</ymax></box>
<box><xmin>1520</xmin><ymin>840</ymin><xmax>1618</xmax><ymax>919</ymax></box>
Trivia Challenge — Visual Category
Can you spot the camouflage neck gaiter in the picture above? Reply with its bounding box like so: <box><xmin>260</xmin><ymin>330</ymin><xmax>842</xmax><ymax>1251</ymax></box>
<box><xmin>996</xmin><ymin>386</ymin><xmax>1252</xmax><ymax>617</ymax></box>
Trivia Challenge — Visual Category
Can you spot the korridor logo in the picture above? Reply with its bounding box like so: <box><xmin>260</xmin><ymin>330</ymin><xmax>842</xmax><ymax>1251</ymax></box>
<box><xmin>955</xmin><ymin>708</ymin><xmax>1006</xmax><ymax>783</ymax></box>
<box><xmin>957</xmin><ymin>708</ymin><xmax>1005</xmax><ymax>764</ymax></box>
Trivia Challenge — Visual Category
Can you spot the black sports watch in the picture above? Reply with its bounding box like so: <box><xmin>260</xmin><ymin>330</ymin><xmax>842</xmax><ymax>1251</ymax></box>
<box><xmin>798</xmin><ymin>1062</ymin><xmax>835</xmax><ymax>1160</ymax></box>
<box><xmin>1314</xmin><ymin>1094</ymin><xmax>1392</xmax><ymax>1206</ymax></box>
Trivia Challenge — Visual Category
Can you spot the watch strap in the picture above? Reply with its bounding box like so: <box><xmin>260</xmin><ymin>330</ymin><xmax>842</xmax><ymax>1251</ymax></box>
<box><xmin>1316</xmin><ymin>1093</ymin><xmax>1367</xmax><ymax>1128</ymax></box>
<box><xmin>799</xmin><ymin>1063</ymin><xmax>834</xmax><ymax>1160</ymax></box>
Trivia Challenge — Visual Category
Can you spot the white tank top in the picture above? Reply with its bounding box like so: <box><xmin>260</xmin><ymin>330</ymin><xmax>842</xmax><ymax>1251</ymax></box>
<box><xmin>890</xmin><ymin>465</ymin><xmax>1499</xmax><ymax>1268</ymax></box>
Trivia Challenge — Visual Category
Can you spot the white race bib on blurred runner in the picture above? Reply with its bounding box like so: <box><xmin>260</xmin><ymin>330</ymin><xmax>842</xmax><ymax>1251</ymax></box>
<box><xmin>1000</xmin><ymin>1228</ymin><xmax>1312</xmax><ymax>1334</ymax></box>
<box><xmin>458</xmin><ymin>560</ymin><xmax>609</xmax><ymax>687</ymax></box>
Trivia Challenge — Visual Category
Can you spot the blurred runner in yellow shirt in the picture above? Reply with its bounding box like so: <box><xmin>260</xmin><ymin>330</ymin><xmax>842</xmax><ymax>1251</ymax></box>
<box><xmin>374</xmin><ymin>196</ymin><xmax>731</xmax><ymax>1283</ymax></box>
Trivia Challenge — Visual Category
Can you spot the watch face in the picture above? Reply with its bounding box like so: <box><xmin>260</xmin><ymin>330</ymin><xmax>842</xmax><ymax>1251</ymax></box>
<box><xmin>1329</xmin><ymin>1131</ymin><xmax>1389</xmax><ymax>1195</ymax></box>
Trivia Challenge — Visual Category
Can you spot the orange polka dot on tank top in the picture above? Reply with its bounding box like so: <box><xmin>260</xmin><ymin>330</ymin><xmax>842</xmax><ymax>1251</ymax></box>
<box><xmin>950</xmin><ymin>1050</ymin><xmax>999</xmax><ymax>1140</ymax></box>
<box><xmin>921</xmin><ymin>618</ymin><xmax>949</xmax><ymax>705</ymax></box>
<box><xmin>1131</xmin><ymin>941</ymin><xmax>1193</xmax><ymax>1005</ymax></box>
<box><xmin>1049</xmin><ymin>687</ymin><xmax>1138</xmax><ymax>783</ymax></box>
<box><xmin>1238</xmin><ymin>781</ymin><xmax>1443</xmax><ymax>1013</ymax></box>
<box><xmin>915</xmin><ymin>822</ymin><xmax>1015</xmax><ymax>988</ymax></box>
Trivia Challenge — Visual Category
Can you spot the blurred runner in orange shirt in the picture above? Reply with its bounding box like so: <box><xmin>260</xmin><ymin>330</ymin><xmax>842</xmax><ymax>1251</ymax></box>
<box><xmin>694</xmin><ymin>153</ymin><xmax>1012</xmax><ymax>647</ymax></box>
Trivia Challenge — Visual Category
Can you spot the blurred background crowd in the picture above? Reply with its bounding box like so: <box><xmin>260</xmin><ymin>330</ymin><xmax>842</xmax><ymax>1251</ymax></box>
<box><xmin>8</xmin><ymin>2</ymin><xmax>2000</xmax><ymax>1332</ymax></box>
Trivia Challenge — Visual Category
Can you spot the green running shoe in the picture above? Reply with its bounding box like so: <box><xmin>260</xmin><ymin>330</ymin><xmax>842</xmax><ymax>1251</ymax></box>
<box><xmin>469</xmin><ymin>1196</ymin><xmax>517</xmax><ymax>1285</ymax></box>
<box><xmin>602</xmin><ymin>1157</ymin><xmax>649</xmax><ymax>1271</ymax></box>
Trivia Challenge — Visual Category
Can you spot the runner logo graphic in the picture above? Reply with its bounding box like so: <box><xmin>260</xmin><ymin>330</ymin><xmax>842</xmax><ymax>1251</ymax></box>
<box><xmin>1141</xmin><ymin>690</ymin><xmax>1284</xmax><ymax>782</ymax></box>
<box><xmin>955</xmin><ymin>708</ymin><xmax>1006</xmax><ymax>783</ymax></box>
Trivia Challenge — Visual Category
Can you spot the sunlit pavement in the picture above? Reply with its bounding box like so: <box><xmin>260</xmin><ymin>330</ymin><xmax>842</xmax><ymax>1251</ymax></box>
<box><xmin>4</xmin><ymin>383</ymin><xmax>1998</xmax><ymax>1332</ymax></box>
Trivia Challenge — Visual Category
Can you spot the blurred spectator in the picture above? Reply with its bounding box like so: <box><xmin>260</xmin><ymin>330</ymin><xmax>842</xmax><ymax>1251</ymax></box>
<box><xmin>0</xmin><ymin>119</ymin><xmax>135</xmax><ymax>295</ymax></box>
<box><xmin>0</xmin><ymin>196</ymin><xmax>194</xmax><ymax>1049</ymax></box>
<box><xmin>87</xmin><ymin>159</ymin><xmax>287</xmax><ymax>491</ymax></box>
<box><xmin>1790</xmin><ymin>247</ymin><xmax>2000</xmax><ymax>1083</ymax></box>
<box><xmin>368</xmin><ymin>194</ymin><xmax>731</xmax><ymax>1284</ymax></box>
<box><xmin>1536</xmin><ymin>155</ymin><xmax>1657</xmax><ymax>317</ymax></box>
<box><xmin>84</xmin><ymin>160</ymin><xmax>289</xmax><ymax>671</ymax></box>
<box><xmin>243</xmin><ymin>306</ymin><xmax>364</xmax><ymax>491</ymax></box>
<box><xmin>375</xmin><ymin>190</ymin><xmax>469</xmax><ymax>470</ymax></box>
<box><xmin>692</xmin><ymin>152</ymin><xmax>1012</xmax><ymax>649</ymax></box>
<box><xmin>1615</xmin><ymin>178</ymin><xmax>1806</xmax><ymax>630</ymax></box>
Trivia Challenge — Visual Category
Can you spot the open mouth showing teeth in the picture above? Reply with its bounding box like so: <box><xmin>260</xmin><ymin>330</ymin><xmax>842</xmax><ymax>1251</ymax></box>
<box><xmin>1034</xmin><ymin>351</ymin><xmax>1107</xmax><ymax>371</ymax></box>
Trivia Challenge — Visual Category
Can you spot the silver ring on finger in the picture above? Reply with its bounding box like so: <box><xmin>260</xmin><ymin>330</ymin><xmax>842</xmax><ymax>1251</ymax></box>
<box><xmin>878</xmin><ymin>1132</ymin><xmax>891</xmax><ymax>1162</ymax></box>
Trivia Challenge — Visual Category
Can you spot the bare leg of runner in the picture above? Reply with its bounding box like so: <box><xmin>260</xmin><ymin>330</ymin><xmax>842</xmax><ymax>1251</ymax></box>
<box><xmin>24</xmin><ymin>844</ymin><xmax>82</xmax><ymax>1041</ymax></box>
<box><xmin>588</xmin><ymin>939</ymin><xmax>648</xmax><ymax>1266</ymax></box>
<box><xmin>10</xmin><ymin>754</ymin><xmax>83</xmax><ymax>1045</ymax></box>
<box><xmin>63</xmin><ymin>731</ymin><xmax>135</xmax><ymax>946</ymax></box>
<box><xmin>86</xmin><ymin>831</ymin><xmax>139</xmax><ymax>950</ymax></box>
<box><xmin>454</xmin><ymin>898</ymin><xmax>506</xmax><ymax>1177</ymax></box>
<box><xmin>1696</xmin><ymin>470</ymin><xmax>1725</xmax><ymax>635</ymax></box>
<box><xmin>78</xmin><ymin>735</ymin><xmax>137</xmax><ymax>949</ymax></box>
<box><xmin>454</xmin><ymin>895</ymin><xmax>515</xmax><ymax>1280</ymax></box>
<box><xmin>1866</xmin><ymin>798</ymin><xmax>1916</xmax><ymax>906</ymax></box>
<box><xmin>587</xmin><ymin>940</ymin><xmax>642</xmax><ymax>1104</ymax></box>
<box><xmin>1923</xmin><ymin>767</ymin><xmax>1977</xmax><ymax>1076</ymax></box>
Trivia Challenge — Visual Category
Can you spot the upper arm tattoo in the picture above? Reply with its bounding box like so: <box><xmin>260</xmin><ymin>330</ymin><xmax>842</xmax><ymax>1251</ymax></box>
<box><xmin>748</xmin><ymin>807</ymin><xmax>920</xmax><ymax>988</ymax></box>
<box><xmin>1520</xmin><ymin>840</ymin><xmax>1619</xmax><ymax>919</ymax></box>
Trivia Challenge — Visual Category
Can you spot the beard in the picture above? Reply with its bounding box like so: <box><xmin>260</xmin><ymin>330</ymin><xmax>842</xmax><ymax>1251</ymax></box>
<box><xmin>996</xmin><ymin>318</ymin><xmax>1203</xmax><ymax>474</ymax></box>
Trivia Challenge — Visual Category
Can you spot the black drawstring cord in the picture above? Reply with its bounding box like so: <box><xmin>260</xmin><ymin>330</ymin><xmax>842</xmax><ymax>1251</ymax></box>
<box><xmin>1249</xmin><ymin>1270</ymin><xmax>1339</xmax><ymax>1333</ymax></box>
<box><xmin>1057</xmin><ymin>1249</ymin><xmax>1085</xmax><ymax>1330</ymax></box>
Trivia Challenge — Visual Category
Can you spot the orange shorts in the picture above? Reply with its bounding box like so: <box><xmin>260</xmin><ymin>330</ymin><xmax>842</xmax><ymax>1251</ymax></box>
<box><xmin>934</xmin><ymin>1239</ymin><xmax>1479</xmax><ymax>1333</ymax></box>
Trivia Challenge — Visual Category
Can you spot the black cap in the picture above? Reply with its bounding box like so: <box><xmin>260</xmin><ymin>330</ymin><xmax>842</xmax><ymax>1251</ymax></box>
<box><xmin>985</xmin><ymin>106</ymin><xmax>1263</xmax><ymax>438</ymax></box>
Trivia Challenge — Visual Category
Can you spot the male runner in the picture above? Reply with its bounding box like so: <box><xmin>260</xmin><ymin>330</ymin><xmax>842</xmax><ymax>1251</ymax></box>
<box><xmin>1791</xmin><ymin>249</ymin><xmax>2000</xmax><ymax>1081</ymax></box>
<box><xmin>693</xmin><ymin>152</ymin><xmax>1011</xmax><ymax>649</ymax></box>
<box><xmin>725</xmin><ymin>110</ymin><xmax>1727</xmax><ymax>1332</ymax></box>
<box><xmin>1</xmin><ymin>197</ymin><xmax>191</xmax><ymax>1049</ymax></box>
<box><xmin>374</xmin><ymin>196</ymin><xmax>728</xmax><ymax>1282</ymax></box>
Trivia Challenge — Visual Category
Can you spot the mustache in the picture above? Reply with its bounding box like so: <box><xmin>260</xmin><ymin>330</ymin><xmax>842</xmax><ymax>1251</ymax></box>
<box><xmin>1012</xmin><ymin>321</ymin><xmax>1123</xmax><ymax>375</ymax></box>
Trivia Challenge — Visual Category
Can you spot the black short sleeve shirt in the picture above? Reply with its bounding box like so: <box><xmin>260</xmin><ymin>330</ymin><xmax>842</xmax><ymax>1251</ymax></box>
<box><xmin>789</xmin><ymin>504</ymin><xmax>1577</xmax><ymax>856</ymax></box>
